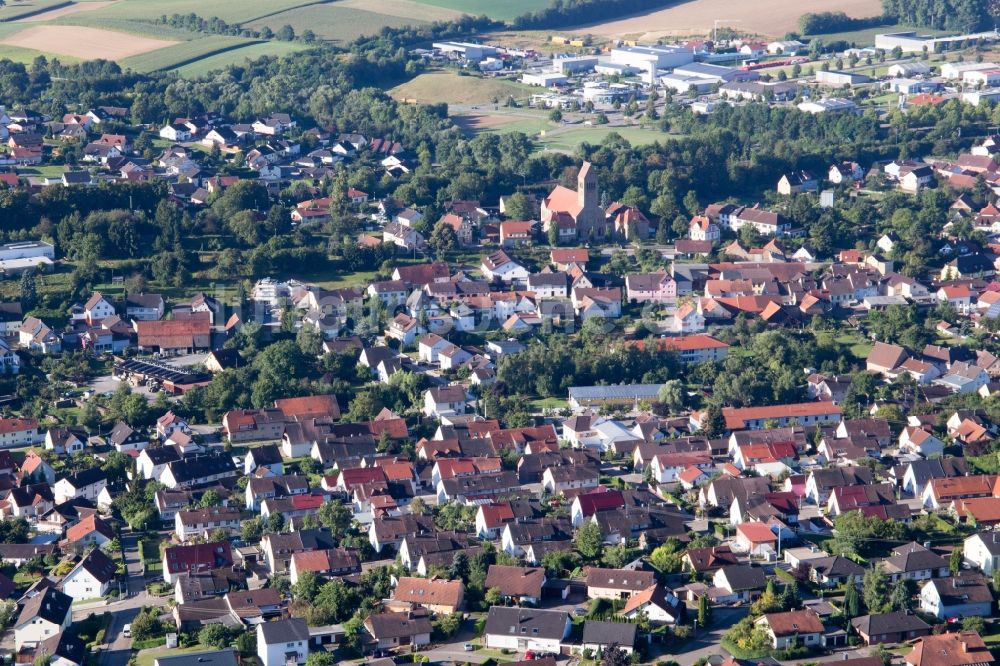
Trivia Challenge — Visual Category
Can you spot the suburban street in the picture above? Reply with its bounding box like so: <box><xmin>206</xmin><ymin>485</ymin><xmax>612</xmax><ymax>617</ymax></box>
<box><xmin>73</xmin><ymin>530</ymin><xmax>171</xmax><ymax>666</ymax></box>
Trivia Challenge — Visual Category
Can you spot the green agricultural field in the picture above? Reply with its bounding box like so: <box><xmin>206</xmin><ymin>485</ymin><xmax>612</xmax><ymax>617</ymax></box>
<box><xmin>174</xmin><ymin>40</ymin><xmax>310</xmax><ymax>76</ymax></box>
<box><xmin>0</xmin><ymin>0</ymin><xmax>70</xmax><ymax>22</ymax></box>
<box><xmin>118</xmin><ymin>35</ymin><xmax>258</xmax><ymax>72</ymax></box>
<box><xmin>0</xmin><ymin>41</ymin><xmax>81</xmax><ymax>63</ymax></box>
<box><xmin>245</xmin><ymin>4</ymin><xmax>423</xmax><ymax>43</ymax></box>
<box><xmin>49</xmin><ymin>16</ymin><xmax>204</xmax><ymax>40</ymax></box>
<box><xmin>403</xmin><ymin>0</ymin><xmax>549</xmax><ymax>21</ymax></box>
<box><xmin>72</xmin><ymin>0</ymin><xmax>325</xmax><ymax>24</ymax></box>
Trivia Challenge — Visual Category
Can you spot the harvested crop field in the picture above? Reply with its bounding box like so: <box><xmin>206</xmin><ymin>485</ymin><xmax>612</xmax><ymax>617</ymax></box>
<box><xmin>15</xmin><ymin>1</ymin><xmax>115</xmax><ymax>22</ymax></box>
<box><xmin>0</xmin><ymin>24</ymin><xmax>176</xmax><ymax>59</ymax></box>
<box><xmin>576</xmin><ymin>0</ymin><xmax>883</xmax><ymax>39</ymax></box>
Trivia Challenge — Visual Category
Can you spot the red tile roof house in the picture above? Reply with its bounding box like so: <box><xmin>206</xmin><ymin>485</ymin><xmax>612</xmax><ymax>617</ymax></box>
<box><xmin>388</xmin><ymin>576</ymin><xmax>465</xmax><ymax>615</ymax></box>
<box><xmin>923</xmin><ymin>475</ymin><xmax>998</xmax><ymax>510</ymax></box>
<box><xmin>734</xmin><ymin>522</ymin><xmax>778</xmax><ymax>558</ymax></box>
<box><xmin>570</xmin><ymin>488</ymin><xmax>625</xmax><ymax>527</ymax></box>
<box><xmin>475</xmin><ymin>502</ymin><xmax>515</xmax><ymax>538</ymax></box>
<box><xmin>485</xmin><ymin>564</ymin><xmax>546</xmax><ymax>605</ymax></box>
<box><xmin>755</xmin><ymin>609</ymin><xmax>825</xmax><ymax>649</ymax></box>
<box><xmin>499</xmin><ymin>220</ymin><xmax>536</xmax><ymax>247</ymax></box>
<box><xmin>162</xmin><ymin>541</ymin><xmax>233</xmax><ymax>584</ymax></box>
<box><xmin>288</xmin><ymin>547</ymin><xmax>360</xmax><ymax>584</ymax></box>
<box><xmin>720</xmin><ymin>402</ymin><xmax>842</xmax><ymax>430</ymax></box>
<box><xmin>134</xmin><ymin>319</ymin><xmax>210</xmax><ymax>353</ymax></box>
<box><xmin>866</xmin><ymin>341</ymin><xmax>909</xmax><ymax>375</ymax></box>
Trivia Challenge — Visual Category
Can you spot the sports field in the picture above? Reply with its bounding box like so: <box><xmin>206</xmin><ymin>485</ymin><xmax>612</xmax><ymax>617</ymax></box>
<box><xmin>575</xmin><ymin>0</ymin><xmax>883</xmax><ymax>38</ymax></box>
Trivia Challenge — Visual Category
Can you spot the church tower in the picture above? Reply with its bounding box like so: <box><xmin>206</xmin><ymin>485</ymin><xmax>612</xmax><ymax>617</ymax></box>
<box><xmin>577</xmin><ymin>161</ymin><xmax>597</xmax><ymax>210</ymax></box>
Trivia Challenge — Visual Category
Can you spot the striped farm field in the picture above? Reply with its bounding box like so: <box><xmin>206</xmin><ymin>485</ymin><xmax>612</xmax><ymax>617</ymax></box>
<box><xmin>173</xmin><ymin>40</ymin><xmax>310</xmax><ymax>77</ymax></box>
<box><xmin>49</xmin><ymin>16</ymin><xmax>206</xmax><ymax>40</ymax></box>
<box><xmin>0</xmin><ymin>0</ymin><xmax>73</xmax><ymax>22</ymax></box>
<box><xmin>118</xmin><ymin>35</ymin><xmax>257</xmax><ymax>72</ymax></box>
<box><xmin>70</xmin><ymin>0</ymin><xmax>329</xmax><ymax>24</ymax></box>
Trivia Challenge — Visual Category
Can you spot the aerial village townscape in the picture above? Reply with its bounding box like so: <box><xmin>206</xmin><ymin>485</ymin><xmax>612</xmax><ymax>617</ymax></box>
<box><xmin>14</xmin><ymin>0</ymin><xmax>1000</xmax><ymax>665</ymax></box>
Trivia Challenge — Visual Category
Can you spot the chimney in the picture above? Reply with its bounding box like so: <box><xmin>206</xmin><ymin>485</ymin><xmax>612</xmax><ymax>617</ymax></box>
<box><xmin>961</xmin><ymin>639</ymin><xmax>968</xmax><ymax>653</ymax></box>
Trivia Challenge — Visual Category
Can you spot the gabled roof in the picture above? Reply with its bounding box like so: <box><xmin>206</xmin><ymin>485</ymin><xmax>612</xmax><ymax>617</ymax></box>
<box><xmin>393</xmin><ymin>576</ymin><xmax>464</xmax><ymax>608</ymax></box>
<box><xmin>16</xmin><ymin>587</ymin><xmax>71</xmax><ymax>628</ymax></box>
<box><xmin>70</xmin><ymin>548</ymin><xmax>117</xmax><ymax>584</ymax></box>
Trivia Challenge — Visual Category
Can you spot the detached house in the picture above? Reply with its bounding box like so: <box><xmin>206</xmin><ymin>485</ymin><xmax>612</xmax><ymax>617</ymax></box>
<box><xmin>14</xmin><ymin>587</ymin><xmax>71</xmax><ymax>650</ymax></box>
<box><xmin>60</xmin><ymin>548</ymin><xmax>116</xmax><ymax>601</ymax></box>
<box><xmin>423</xmin><ymin>385</ymin><xmax>467</xmax><ymax>417</ymax></box>
<box><xmin>755</xmin><ymin>609</ymin><xmax>824</xmax><ymax>649</ymax></box>
<box><xmin>484</xmin><ymin>607</ymin><xmax>571</xmax><ymax>653</ymax></box>
<box><xmin>965</xmin><ymin>531</ymin><xmax>1000</xmax><ymax>573</ymax></box>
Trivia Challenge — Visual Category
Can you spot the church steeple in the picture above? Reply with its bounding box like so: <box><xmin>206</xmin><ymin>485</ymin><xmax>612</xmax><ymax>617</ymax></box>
<box><xmin>577</xmin><ymin>161</ymin><xmax>597</xmax><ymax>209</ymax></box>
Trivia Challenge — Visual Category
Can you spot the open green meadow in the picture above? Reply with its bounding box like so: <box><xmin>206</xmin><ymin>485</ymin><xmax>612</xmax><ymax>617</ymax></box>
<box><xmin>173</xmin><ymin>40</ymin><xmax>309</xmax><ymax>76</ymax></box>
<box><xmin>404</xmin><ymin>0</ymin><xmax>549</xmax><ymax>21</ymax></box>
<box><xmin>119</xmin><ymin>35</ymin><xmax>260</xmax><ymax>72</ymax></box>
<box><xmin>245</xmin><ymin>4</ymin><xmax>425</xmax><ymax>43</ymax></box>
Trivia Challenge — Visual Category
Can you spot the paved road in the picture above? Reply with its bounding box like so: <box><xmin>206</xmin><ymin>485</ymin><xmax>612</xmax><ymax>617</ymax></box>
<box><xmin>77</xmin><ymin>530</ymin><xmax>171</xmax><ymax>666</ymax></box>
<box><xmin>660</xmin><ymin>606</ymin><xmax>746</xmax><ymax>666</ymax></box>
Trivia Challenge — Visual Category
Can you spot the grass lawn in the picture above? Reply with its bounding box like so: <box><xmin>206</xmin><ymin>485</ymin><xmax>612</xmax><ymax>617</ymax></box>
<box><xmin>529</xmin><ymin>397</ymin><xmax>566</xmax><ymax>411</ymax></box>
<box><xmin>296</xmin><ymin>270</ymin><xmax>380</xmax><ymax>290</ymax></box>
<box><xmin>391</xmin><ymin>70</ymin><xmax>536</xmax><ymax>105</ymax></box>
<box><xmin>136</xmin><ymin>645</ymin><xmax>210</xmax><ymax>666</ymax></box>
<box><xmin>536</xmin><ymin>124</ymin><xmax>667</xmax><ymax>151</ymax></box>
<box><xmin>834</xmin><ymin>332</ymin><xmax>872</xmax><ymax>360</ymax></box>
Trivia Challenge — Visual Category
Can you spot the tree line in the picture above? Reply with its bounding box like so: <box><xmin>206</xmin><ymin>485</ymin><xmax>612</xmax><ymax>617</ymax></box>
<box><xmin>881</xmin><ymin>0</ymin><xmax>995</xmax><ymax>32</ymax></box>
